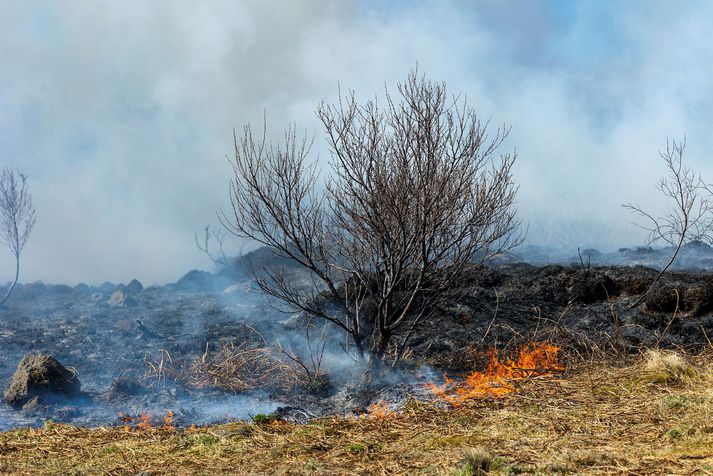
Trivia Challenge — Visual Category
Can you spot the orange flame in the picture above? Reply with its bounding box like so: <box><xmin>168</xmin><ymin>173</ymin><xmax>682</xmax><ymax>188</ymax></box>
<box><xmin>118</xmin><ymin>410</ymin><xmax>175</xmax><ymax>431</ymax></box>
<box><xmin>136</xmin><ymin>413</ymin><xmax>152</xmax><ymax>431</ymax></box>
<box><xmin>163</xmin><ymin>410</ymin><xmax>175</xmax><ymax>430</ymax></box>
<box><xmin>427</xmin><ymin>341</ymin><xmax>563</xmax><ymax>406</ymax></box>
<box><xmin>366</xmin><ymin>400</ymin><xmax>392</xmax><ymax>419</ymax></box>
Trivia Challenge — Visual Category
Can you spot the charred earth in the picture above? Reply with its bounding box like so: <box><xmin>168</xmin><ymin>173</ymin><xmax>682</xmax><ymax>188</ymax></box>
<box><xmin>2</xmin><ymin>245</ymin><xmax>713</xmax><ymax>430</ymax></box>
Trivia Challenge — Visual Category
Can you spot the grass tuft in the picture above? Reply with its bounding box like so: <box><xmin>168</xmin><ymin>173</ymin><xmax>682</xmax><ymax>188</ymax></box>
<box><xmin>640</xmin><ymin>349</ymin><xmax>697</xmax><ymax>385</ymax></box>
<box><xmin>453</xmin><ymin>447</ymin><xmax>493</xmax><ymax>475</ymax></box>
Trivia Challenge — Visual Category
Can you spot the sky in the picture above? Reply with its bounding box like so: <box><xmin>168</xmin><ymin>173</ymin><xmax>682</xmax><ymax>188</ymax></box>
<box><xmin>1</xmin><ymin>0</ymin><xmax>713</xmax><ymax>285</ymax></box>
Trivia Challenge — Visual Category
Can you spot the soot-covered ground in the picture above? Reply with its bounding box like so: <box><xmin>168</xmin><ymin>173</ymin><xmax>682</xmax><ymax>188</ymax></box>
<box><xmin>2</xmin><ymin>244</ymin><xmax>713</xmax><ymax>430</ymax></box>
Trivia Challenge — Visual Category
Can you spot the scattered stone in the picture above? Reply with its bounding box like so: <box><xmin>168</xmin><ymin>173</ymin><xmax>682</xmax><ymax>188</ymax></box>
<box><xmin>3</xmin><ymin>354</ymin><xmax>81</xmax><ymax>408</ymax></box>
<box><xmin>107</xmin><ymin>290</ymin><xmax>138</xmax><ymax>308</ymax></box>
<box><xmin>21</xmin><ymin>395</ymin><xmax>41</xmax><ymax>412</ymax></box>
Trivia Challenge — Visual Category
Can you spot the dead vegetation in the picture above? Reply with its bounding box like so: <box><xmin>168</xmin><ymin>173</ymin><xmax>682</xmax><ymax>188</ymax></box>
<box><xmin>3</xmin><ymin>350</ymin><xmax>713</xmax><ymax>475</ymax></box>
<box><xmin>142</xmin><ymin>327</ymin><xmax>324</xmax><ymax>393</ymax></box>
<box><xmin>223</xmin><ymin>69</ymin><xmax>522</xmax><ymax>364</ymax></box>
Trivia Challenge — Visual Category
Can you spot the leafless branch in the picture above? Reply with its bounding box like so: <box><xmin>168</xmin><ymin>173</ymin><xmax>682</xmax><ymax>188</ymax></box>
<box><xmin>623</xmin><ymin>138</ymin><xmax>713</xmax><ymax>308</ymax></box>
<box><xmin>222</xmin><ymin>70</ymin><xmax>522</xmax><ymax>366</ymax></box>
<box><xmin>195</xmin><ymin>224</ymin><xmax>236</xmax><ymax>267</ymax></box>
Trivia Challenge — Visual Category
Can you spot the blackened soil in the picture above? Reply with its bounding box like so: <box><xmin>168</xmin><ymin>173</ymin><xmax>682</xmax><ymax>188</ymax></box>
<box><xmin>410</xmin><ymin>263</ymin><xmax>713</xmax><ymax>371</ymax></box>
<box><xmin>2</xmin><ymin>259</ymin><xmax>713</xmax><ymax>428</ymax></box>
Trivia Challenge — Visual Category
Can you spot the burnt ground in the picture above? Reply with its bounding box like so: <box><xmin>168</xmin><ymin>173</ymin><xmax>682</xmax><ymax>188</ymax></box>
<box><xmin>2</xmin><ymin>245</ymin><xmax>713</xmax><ymax>430</ymax></box>
<box><xmin>414</xmin><ymin>263</ymin><xmax>713</xmax><ymax>369</ymax></box>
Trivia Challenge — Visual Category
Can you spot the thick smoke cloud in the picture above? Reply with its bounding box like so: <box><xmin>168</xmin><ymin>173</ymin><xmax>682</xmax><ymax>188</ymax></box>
<box><xmin>1</xmin><ymin>0</ymin><xmax>712</xmax><ymax>284</ymax></box>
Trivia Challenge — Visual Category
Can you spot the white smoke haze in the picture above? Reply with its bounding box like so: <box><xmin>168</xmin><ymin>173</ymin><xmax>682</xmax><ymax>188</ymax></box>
<box><xmin>1</xmin><ymin>0</ymin><xmax>713</xmax><ymax>284</ymax></box>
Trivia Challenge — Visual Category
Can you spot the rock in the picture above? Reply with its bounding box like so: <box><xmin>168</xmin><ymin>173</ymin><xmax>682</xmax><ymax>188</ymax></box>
<box><xmin>107</xmin><ymin>290</ymin><xmax>138</xmax><ymax>308</ymax></box>
<box><xmin>125</xmin><ymin>279</ymin><xmax>144</xmax><ymax>295</ymax></box>
<box><xmin>3</xmin><ymin>354</ymin><xmax>81</xmax><ymax>408</ymax></box>
<box><xmin>21</xmin><ymin>395</ymin><xmax>41</xmax><ymax>412</ymax></box>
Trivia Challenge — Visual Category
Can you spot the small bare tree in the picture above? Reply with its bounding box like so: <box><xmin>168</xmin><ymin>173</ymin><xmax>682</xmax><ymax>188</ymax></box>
<box><xmin>623</xmin><ymin>138</ymin><xmax>713</xmax><ymax>307</ymax></box>
<box><xmin>195</xmin><ymin>225</ymin><xmax>230</xmax><ymax>267</ymax></box>
<box><xmin>0</xmin><ymin>168</ymin><xmax>36</xmax><ymax>306</ymax></box>
<box><xmin>222</xmin><ymin>71</ymin><xmax>522</xmax><ymax>366</ymax></box>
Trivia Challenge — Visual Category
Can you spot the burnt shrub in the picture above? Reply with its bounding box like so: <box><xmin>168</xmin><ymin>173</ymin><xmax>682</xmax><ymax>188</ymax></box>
<box><xmin>567</xmin><ymin>271</ymin><xmax>620</xmax><ymax>304</ymax></box>
<box><xmin>645</xmin><ymin>285</ymin><xmax>683</xmax><ymax>313</ymax></box>
<box><xmin>683</xmin><ymin>285</ymin><xmax>713</xmax><ymax>317</ymax></box>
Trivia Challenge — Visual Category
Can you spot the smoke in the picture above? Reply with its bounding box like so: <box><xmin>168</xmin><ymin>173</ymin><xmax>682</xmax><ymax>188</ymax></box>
<box><xmin>1</xmin><ymin>1</ymin><xmax>713</xmax><ymax>284</ymax></box>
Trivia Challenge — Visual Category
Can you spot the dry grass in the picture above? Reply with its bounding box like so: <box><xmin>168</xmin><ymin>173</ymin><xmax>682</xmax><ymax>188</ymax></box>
<box><xmin>2</xmin><ymin>352</ymin><xmax>713</xmax><ymax>475</ymax></box>
<box><xmin>640</xmin><ymin>349</ymin><xmax>698</xmax><ymax>385</ymax></box>
<box><xmin>143</xmin><ymin>336</ymin><xmax>313</xmax><ymax>393</ymax></box>
<box><xmin>185</xmin><ymin>341</ymin><xmax>304</xmax><ymax>392</ymax></box>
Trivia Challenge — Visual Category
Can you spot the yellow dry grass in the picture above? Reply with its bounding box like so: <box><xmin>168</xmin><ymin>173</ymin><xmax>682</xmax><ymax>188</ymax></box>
<box><xmin>2</xmin><ymin>351</ymin><xmax>713</xmax><ymax>475</ymax></box>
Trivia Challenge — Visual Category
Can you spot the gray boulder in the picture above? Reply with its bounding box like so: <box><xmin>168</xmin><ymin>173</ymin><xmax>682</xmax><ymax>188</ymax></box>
<box><xmin>3</xmin><ymin>354</ymin><xmax>81</xmax><ymax>408</ymax></box>
<box><xmin>107</xmin><ymin>290</ymin><xmax>138</xmax><ymax>308</ymax></box>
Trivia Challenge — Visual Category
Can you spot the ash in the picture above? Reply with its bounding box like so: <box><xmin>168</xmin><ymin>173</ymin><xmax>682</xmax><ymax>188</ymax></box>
<box><xmin>3</xmin><ymin>243</ymin><xmax>713</xmax><ymax>430</ymax></box>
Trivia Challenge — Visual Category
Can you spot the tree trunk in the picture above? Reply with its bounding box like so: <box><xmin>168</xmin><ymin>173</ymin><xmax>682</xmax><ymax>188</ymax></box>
<box><xmin>0</xmin><ymin>252</ymin><xmax>20</xmax><ymax>308</ymax></box>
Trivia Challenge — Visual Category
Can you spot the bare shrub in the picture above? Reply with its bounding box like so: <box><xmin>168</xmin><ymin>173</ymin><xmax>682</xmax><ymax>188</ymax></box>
<box><xmin>0</xmin><ymin>168</ymin><xmax>36</xmax><ymax>306</ymax></box>
<box><xmin>195</xmin><ymin>224</ymin><xmax>244</xmax><ymax>268</ymax></box>
<box><xmin>221</xmin><ymin>70</ymin><xmax>522</xmax><ymax>366</ymax></box>
<box><xmin>276</xmin><ymin>319</ymin><xmax>329</xmax><ymax>389</ymax></box>
<box><xmin>624</xmin><ymin>138</ymin><xmax>713</xmax><ymax>307</ymax></box>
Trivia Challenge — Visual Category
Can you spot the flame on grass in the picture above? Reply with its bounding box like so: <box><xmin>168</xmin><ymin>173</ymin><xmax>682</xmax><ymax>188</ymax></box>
<box><xmin>120</xmin><ymin>410</ymin><xmax>175</xmax><ymax>431</ymax></box>
<box><xmin>427</xmin><ymin>341</ymin><xmax>563</xmax><ymax>406</ymax></box>
<box><xmin>366</xmin><ymin>400</ymin><xmax>393</xmax><ymax>419</ymax></box>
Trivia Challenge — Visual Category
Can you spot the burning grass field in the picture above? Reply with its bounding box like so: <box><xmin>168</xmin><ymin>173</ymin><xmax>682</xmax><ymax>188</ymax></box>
<box><xmin>2</xmin><ymin>350</ymin><xmax>713</xmax><ymax>475</ymax></box>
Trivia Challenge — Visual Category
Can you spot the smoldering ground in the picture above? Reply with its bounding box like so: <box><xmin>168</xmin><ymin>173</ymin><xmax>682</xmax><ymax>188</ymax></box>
<box><xmin>4</xmin><ymin>242</ymin><xmax>713</xmax><ymax>429</ymax></box>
